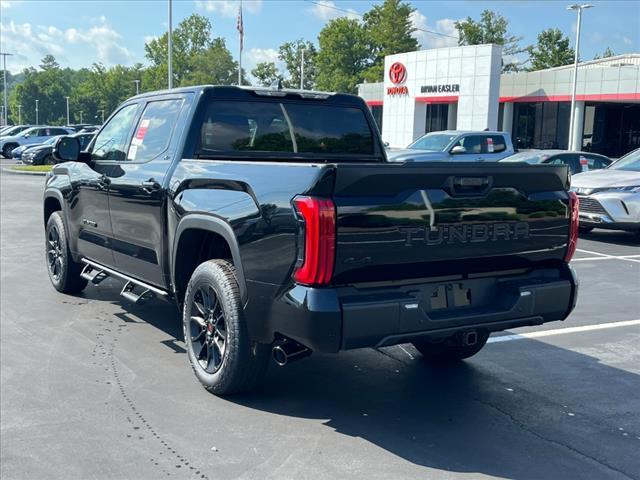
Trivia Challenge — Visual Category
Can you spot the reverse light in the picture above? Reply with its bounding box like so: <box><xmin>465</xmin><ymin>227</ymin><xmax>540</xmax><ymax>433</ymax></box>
<box><xmin>292</xmin><ymin>196</ymin><xmax>336</xmax><ymax>286</ymax></box>
<box><xmin>565</xmin><ymin>191</ymin><xmax>579</xmax><ymax>263</ymax></box>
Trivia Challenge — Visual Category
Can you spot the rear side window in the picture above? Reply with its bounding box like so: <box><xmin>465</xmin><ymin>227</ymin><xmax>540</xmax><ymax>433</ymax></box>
<box><xmin>487</xmin><ymin>135</ymin><xmax>507</xmax><ymax>153</ymax></box>
<box><xmin>196</xmin><ymin>100</ymin><xmax>374</xmax><ymax>157</ymax></box>
<box><xmin>127</xmin><ymin>99</ymin><xmax>183</xmax><ymax>162</ymax></box>
<box><xmin>549</xmin><ymin>154</ymin><xmax>577</xmax><ymax>174</ymax></box>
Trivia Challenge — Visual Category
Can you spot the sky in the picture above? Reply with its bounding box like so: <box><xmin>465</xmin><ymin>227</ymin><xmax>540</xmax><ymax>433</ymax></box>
<box><xmin>1</xmin><ymin>0</ymin><xmax>639</xmax><ymax>78</ymax></box>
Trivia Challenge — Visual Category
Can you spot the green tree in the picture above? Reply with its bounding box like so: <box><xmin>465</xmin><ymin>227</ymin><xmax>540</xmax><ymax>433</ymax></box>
<box><xmin>362</xmin><ymin>0</ymin><xmax>418</xmax><ymax>82</ymax></box>
<box><xmin>278</xmin><ymin>39</ymin><xmax>317</xmax><ymax>89</ymax></box>
<box><xmin>594</xmin><ymin>46</ymin><xmax>615</xmax><ymax>59</ymax></box>
<box><xmin>316</xmin><ymin>17</ymin><xmax>370</xmax><ymax>93</ymax></box>
<box><xmin>526</xmin><ymin>28</ymin><xmax>575</xmax><ymax>71</ymax></box>
<box><xmin>251</xmin><ymin>62</ymin><xmax>282</xmax><ymax>87</ymax></box>
<box><xmin>455</xmin><ymin>10</ymin><xmax>525</xmax><ymax>72</ymax></box>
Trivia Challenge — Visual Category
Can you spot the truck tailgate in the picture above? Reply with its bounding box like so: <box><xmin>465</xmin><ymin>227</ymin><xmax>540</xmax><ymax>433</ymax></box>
<box><xmin>332</xmin><ymin>162</ymin><xmax>571</xmax><ymax>284</ymax></box>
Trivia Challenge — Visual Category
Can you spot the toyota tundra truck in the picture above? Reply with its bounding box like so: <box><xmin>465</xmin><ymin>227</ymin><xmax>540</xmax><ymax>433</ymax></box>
<box><xmin>44</xmin><ymin>85</ymin><xmax>579</xmax><ymax>395</ymax></box>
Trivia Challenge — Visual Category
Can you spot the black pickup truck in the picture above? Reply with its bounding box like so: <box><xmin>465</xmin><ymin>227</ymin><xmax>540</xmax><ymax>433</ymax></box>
<box><xmin>44</xmin><ymin>86</ymin><xmax>579</xmax><ymax>395</ymax></box>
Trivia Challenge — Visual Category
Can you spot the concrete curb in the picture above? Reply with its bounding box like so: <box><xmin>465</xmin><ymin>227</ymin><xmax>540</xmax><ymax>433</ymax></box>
<box><xmin>1</xmin><ymin>167</ymin><xmax>48</xmax><ymax>176</ymax></box>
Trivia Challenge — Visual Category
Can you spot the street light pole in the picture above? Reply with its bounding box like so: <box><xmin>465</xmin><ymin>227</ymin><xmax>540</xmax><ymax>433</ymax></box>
<box><xmin>133</xmin><ymin>79</ymin><xmax>140</xmax><ymax>95</ymax></box>
<box><xmin>1</xmin><ymin>52</ymin><xmax>13</xmax><ymax>126</ymax></box>
<box><xmin>567</xmin><ymin>4</ymin><xmax>593</xmax><ymax>151</ymax></box>
<box><xmin>65</xmin><ymin>96</ymin><xmax>70</xmax><ymax>125</ymax></box>
<box><xmin>79</xmin><ymin>110</ymin><xmax>83</xmax><ymax>124</ymax></box>
<box><xmin>35</xmin><ymin>99</ymin><xmax>39</xmax><ymax>125</ymax></box>
<box><xmin>17</xmin><ymin>104</ymin><xmax>21</xmax><ymax>125</ymax></box>
<box><xmin>300</xmin><ymin>47</ymin><xmax>305</xmax><ymax>90</ymax></box>
<box><xmin>97</xmin><ymin>109</ymin><xmax>105</xmax><ymax>124</ymax></box>
<box><xmin>168</xmin><ymin>0</ymin><xmax>173</xmax><ymax>89</ymax></box>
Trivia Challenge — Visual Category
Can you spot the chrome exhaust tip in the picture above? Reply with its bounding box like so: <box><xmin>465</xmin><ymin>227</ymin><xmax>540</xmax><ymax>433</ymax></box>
<box><xmin>272</xmin><ymin>339</ymin><xmax>311</xmax><ymax>366</ymax></box>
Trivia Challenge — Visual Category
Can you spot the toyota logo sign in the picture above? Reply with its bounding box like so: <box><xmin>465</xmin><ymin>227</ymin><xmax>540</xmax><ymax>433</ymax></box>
<box><xmin>389</xmin><ymin>62</ymin><xmax>407</xmax><ymax>84</ymax></box>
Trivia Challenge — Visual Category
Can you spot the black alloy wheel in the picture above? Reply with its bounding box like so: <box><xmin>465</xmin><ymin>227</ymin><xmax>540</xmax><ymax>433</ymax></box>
<box><xmin>189</xmin><ymin>285</ymin><xmax>228</xmax><ymax>374</ymax></box>
<box><xmin>47</xmin><ymin>224</ymin><xmax>64</xmax><ymax>282</ymax></box>
<box><xmin>45</xmin><ymin>212</ymin><xmax>87</xmax><ymax>293</ymax></box>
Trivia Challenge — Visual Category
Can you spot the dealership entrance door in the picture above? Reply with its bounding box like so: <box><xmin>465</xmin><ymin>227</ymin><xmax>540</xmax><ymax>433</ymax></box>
<box><xmin>425</xmin><ymin>104</ymin><xmax>448</xmax><ymax>133</ymax></box>
<box><xmin>583</xmin><ymin>103</ymin><xmax>640</xmax><ymax>158</ymax></box>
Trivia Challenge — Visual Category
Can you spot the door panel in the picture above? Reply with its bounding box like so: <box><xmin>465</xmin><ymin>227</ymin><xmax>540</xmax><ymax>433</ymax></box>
<box><xmin>107</xmin><ymin>97</ymin><xmax>187</xmax><ymax>288</ymax></box>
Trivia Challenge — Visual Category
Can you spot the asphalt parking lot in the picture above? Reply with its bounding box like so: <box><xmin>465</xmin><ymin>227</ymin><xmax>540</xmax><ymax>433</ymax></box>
<box><xmin>1</xmin><ymin>171</ymin><xmax>639</xmax><ymax>480</ymax></box>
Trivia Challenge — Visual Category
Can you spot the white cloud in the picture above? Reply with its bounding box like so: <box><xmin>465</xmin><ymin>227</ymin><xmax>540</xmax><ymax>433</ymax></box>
<box><xmin>0</xmin><ymin>17</ymin><xmax>134</xmax><ymax>72</ymax></box>
<box><xmin>410</xmin><ymin>11</ymin><xmax>458</xmax><ymax>49</ymax></box>
<box><xmin>194</xmin><ymin>0</ymin><xmax>262</xmax><ymax>17</ymax></box>
<box><xmin>309</xmin><ymin>0</ymin><xmax>359</xmax><ymax>21</ymax></box>
<box><xmin>0</xmin><ymin>1</ymin><xmax>20</xmax><ymax>9</ymax></box>
<box><xmin>622</xmin><ymin>36</ymin><xmax>632</xmax><ymax>46</ymax></box>
<box><xmin>243</xmin><ymin>47</ymin><xmax>286</xmax><ymax>81</ymax></box>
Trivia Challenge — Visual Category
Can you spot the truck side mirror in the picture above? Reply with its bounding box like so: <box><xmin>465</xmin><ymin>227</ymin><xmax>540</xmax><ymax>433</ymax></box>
<box><xmin>451</xmin><ymin>145</ymin><xmax>466</xmax><ymax>154</ymax></box>
<box><xmin>53</xmin><ymin>136</ymin><xmax>81</xmax><ymax>163</ymax></box>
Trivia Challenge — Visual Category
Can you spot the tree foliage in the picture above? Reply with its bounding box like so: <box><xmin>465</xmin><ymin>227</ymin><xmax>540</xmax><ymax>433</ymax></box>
<box><xmin>251</xmin><ymin>62</ymin><xmax>282</xmax><ymax>87</ymax></box>
<box><xmin>277</xmin><ymin>39</ymin><xmax>317</xmax><ymax>89</ymax></box>
<box><xmin>455</xmin><ymin>10</ymin><xmax>525</xmax><ymax>72</ymax></box>
<box><xmin>594</xmin><ymin>47</ymin><xmax>615</xmax><ymax>59</ymax></box>
<box><xmin>526</xmin><ymin>28</ymin><xmax>575</xmax><ymax>71</ymax></box>
<box><xmin>362</xmin><ymin>0</ymin><xmax>418</xmax><ymax>82</ymax></box>
<box><xmin>315</xmin><ymin>18</ymin><xmax>370</xmax><ymax>93</ymax></box>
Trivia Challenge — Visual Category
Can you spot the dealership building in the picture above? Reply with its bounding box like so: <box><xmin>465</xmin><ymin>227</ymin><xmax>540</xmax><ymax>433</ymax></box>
<box><xmin>358</xmin><ymin>46</ymin><xmax>640</xmax><ymax>157</ymax></box>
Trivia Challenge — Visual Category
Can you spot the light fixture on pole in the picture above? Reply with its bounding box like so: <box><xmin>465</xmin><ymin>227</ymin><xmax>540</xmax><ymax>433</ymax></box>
<box><xmin>0</xmin><ymin>51</ymin><xmax>13</xmax><ymax>126</ymax></box>
<box><xmin>168</xmin><ymin>0</ymin><xmax>173</xmax><ymax>89</ymax></box>
<box><xmin>133</xmin><ymin>79</ymin><xmax>140</xmax><ymax>95</ymax></box>
<box><xmin>17</xmin><ymin>104</ymin><xmax>21</xmax><ymax>125</ymax></box>
<box><xmin>65</xmin><ymin>96</ymin><xmax>70</xmax><ymax>125</ymax></box>
<box><xmin>567</xmin><ymin>3</ymin><xmax>593</xmax><ymax>151</ymax></box>
<box><xmin>35</xmin><ymin>99</ymin><xmax>39</xmax><ymax>125</ymax></box>
<box><xmin>300</xmin><ymin>47</ymin><xmax>305</xmax><ymax>90</ymax></box>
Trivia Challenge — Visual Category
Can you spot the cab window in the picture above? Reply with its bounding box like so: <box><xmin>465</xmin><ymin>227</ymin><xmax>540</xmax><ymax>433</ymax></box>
<box><xmin>91</xmin><ymin>104</ymin><xmax>138</xmax><ymax>162</ymax></box>
<box><xmin>127</xmin><ymin>99</ymin><xmax>183</xmax><ymax>162</ymax></box>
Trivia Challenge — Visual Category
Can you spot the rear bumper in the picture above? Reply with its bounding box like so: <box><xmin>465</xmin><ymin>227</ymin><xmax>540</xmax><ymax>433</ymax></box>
<box><xmin>247</xmin><ymin>265</ymin><xmax>578</xmax><ymax>353</ymax></box>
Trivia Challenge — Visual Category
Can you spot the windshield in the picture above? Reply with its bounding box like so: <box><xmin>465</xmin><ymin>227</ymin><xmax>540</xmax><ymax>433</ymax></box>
<box><xmin>2</xmin><ymin>126</ymin><xmax>25</xmax><ymax>137</ymax></box>
<box><xmin>609</xmin><ymin>149</ymin><xmax>640</xmax><ymax>171</ymax></box>
<box><xmin>44</xmin><ymin>136</ymin><xmax>61</xmax><ymax>145</ymax></box>
<box><xmin>408</xmin><ymin>133</ymin><xmax>456</xmax><ymax>151</ymax></box>
<box><xmin>501</xmin><ymin>152</ymin><xmax>545</xmax><ymax>163</ymax></box>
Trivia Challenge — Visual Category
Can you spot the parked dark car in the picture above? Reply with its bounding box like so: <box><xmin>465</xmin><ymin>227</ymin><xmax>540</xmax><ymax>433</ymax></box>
<box><xmin>500</xmin><ymin>150</ymin><xmax>612</xmax><ymax>174</ymax></box>
<box><xmin>22</xmin><ymin>133</ymin><xmax>94</xmax><ymax>165</ymax></box>
<box><xmin>44</xmin><ymin>85</ymin><xmax>579</xmax><ymax>395</ymax></box>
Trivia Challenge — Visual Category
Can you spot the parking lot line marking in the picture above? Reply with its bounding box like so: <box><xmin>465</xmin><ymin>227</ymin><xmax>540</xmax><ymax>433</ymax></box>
<box><xmin>572</xmin><ymin>255</ymin><xmax>640</xmax><ymax>263</ymax></box>
<box><xmin>488</xmin><ymin>319</ymin><xmax>640</xmax><ymax>343</ymax></box>
<box><xmin>576</xmin><ymin>248</ymin><xmax>612</xmax><ymax>257</ymax></box>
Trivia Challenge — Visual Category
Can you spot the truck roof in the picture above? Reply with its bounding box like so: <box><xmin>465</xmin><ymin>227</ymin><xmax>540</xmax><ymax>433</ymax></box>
<box><xmin>129</xmin><ymin>85</ymin><xmax>363</xmax><ymax>106</ymax></box>
<box><xmin>427</xmin><ymin>130</ymin><xmax>508</xmax><ymax>136</ymax></box>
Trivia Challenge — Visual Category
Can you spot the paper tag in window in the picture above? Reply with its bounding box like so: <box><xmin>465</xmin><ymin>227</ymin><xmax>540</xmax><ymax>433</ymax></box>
<box><xmin>579</xmin><ymin>155</ymin><xmax>589</xmax><ymax>172</ymax></box>
<box><xmin>127</xmin><ymin>144</ymin><xmax>138</xmax><ymax>160</ymax></box>
<box><xmin>487</xmin><ymin>137</ymin><xmax>494</xmax><ymax>153</ymax></box>
<box><xmin>132</xmin><ymin>119</ymin><xmax>150</xmax><ymax>146</ymax></box>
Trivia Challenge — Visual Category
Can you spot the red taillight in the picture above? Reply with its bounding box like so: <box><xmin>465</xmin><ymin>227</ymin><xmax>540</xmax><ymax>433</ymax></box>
<box><xmin>292</xmin><ymin>196</ymin><xmax>336</xmax><ymax>286</ymax></box>
<box><xmin>565</xmin><ymin>191</ymin><xmax>579</xmax><ymax>263</ymax></box>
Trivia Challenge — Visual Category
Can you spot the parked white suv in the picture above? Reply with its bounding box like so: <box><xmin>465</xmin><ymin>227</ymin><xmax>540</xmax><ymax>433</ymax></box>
<box><xmin>0</xmin><ymin>126</ymin><xmax>74</xmax><ymax>158</ymax></box>
<box><xmin>386</xmin><ymin>130</ymin><xmax>515</xmax><ymax>162</ymax></box>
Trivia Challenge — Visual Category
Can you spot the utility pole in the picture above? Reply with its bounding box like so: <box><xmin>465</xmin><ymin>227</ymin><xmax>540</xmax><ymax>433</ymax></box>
<box><xmin>17</xmin><ymin>104</ymin><xmax>21</xmax><ymax>124</ymax></box>
<box><xmin>1</xmin><ymin>52</ymin><xmax>13</xmax><ymax>126</ymax></box>
<box><xmin>168</xmin><ymin>0</ymin><xmax>173</xmax><ymax>89</ymax></box>
<box><xmin>35</xmin><ymin>99</ymin><xmax>39</xmax><ymax>125</ymax></box>
<box><xmin>65</xmin><ymin>96</ymin><xmax>70</xmax><ymax>125</ymax></box>
<box><xmin>567</xmin><ymin>4</ymin><xmax>593</xmax><ymax>151</ymax></box>
<box><xmin>300</xmin><ymin>47</ymin><xmax>305</xmax><ymax>90</ymax></box>
<box><xmin>133</xmin><ymin>79</ymin><xmax>140</xmax><ymax>95</ymax></box>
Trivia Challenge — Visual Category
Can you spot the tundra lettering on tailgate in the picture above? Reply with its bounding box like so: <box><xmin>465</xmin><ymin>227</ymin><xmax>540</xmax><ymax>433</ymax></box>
<box><xmin>399</xmin><ymin>222</ymin><xmax>530</xmax><ymax>246</ymax></box>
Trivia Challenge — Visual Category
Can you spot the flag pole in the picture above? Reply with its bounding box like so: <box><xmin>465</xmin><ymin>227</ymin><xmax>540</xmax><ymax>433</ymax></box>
<box><xmin>237</xmin><ymin>1</ymin><xmax>243</xmax><ymax>86</ymax></box>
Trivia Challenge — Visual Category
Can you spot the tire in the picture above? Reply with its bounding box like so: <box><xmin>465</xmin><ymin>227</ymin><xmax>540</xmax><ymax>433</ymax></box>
<box><xmin>578</xmin><ymin>226</ymin><xmax>593</xmax><ymax>234</ymax></box>
<box><xmin>43</xmin><ymin>154</ymin><xmax>56</xmax><ymax>166</ymax></box>
<box><xmin>2</xmin><ymin>143</ymin><xmax>17</xmax><ymax>158</ymax></box>
<box><xmin>45</xmin><ymin>212</ymin><xmax>88</xmax><ymax>294</ymax></box>
<box><xmin>183</xmin><ymin>259</ymin><xmax>270</xmax><ymax>395</ymax></box>
<box><xmin>412</xmin><ymin>331</ymin><xmax>490</xmax><ymax>364</ymax></box>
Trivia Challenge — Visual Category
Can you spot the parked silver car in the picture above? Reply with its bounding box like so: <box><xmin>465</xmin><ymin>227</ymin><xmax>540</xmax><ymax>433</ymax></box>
<box><xmin>500</xmin><ymin>150</ymin><xmax>612</xmax><ymax>174</ymax></box>
<box><xmin>571</xmin><ymin>148</ymin><xmax>640</xmax><ymax>237</ymax></box>
<box><xmin>387</xmin><ymin>130</ymin><xmax>515</xmax><ymax>162</ymax></box>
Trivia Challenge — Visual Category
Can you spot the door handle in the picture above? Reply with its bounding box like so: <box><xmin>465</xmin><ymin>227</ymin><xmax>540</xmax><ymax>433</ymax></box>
<box><xmin>97</xmin><ymin>175</ymin><xmax>111</xmax><ymax>190</ymax></box>
<box><xmin>141</xmin><ymin>179</ymin><xmax>161</xmax><ymax>194</ymax></box>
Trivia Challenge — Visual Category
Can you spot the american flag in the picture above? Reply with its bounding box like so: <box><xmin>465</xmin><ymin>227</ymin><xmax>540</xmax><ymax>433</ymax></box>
<box><xmin>237</xmin><ymin>3</ymin><xmax>244</xmax><ymax>52</ymax></box>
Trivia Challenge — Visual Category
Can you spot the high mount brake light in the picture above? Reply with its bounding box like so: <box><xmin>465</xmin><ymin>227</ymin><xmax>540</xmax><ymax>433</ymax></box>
<box><xmin>292</xmin><ymin>196</ymin><xmax>336</xmax><ymax>286</ymax></box>
<box><xmin>565</xmin><ymin>191</ymin><xmax>579</xmax><ymax>263</ymax></box>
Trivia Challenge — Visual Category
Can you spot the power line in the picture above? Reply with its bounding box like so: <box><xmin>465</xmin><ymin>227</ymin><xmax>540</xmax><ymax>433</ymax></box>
<box><xmin>304</xmin><ymin>0</ymin><xmax>459</xmax><ymax>39</ymax></box>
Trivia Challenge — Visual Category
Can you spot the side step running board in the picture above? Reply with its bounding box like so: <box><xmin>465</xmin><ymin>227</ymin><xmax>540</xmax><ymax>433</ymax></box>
<box><xmin>80</xmin><ymin>258</ymin><xmax>169</xmax><ymax>305</ymax></box>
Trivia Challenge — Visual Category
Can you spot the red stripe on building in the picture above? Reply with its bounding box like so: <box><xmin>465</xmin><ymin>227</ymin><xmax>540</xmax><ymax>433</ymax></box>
<box><xmin>415</xmin><ymin>95</ymin><xmax>459</xmax><ymax>104</ymax></box>
<box><xmin>366</xmin><ymin>100</ymin><xmax>384</xmax><ymax>106</ymax></box>
<box><xmin>500</xmin><ymin>93</ymin><xmax>640</xmax><ymax>103</ymax></box>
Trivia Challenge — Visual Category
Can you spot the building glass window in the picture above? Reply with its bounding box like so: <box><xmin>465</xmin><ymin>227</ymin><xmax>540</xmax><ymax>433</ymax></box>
<box><xmin>512</xmin><ymin>102</ymin><xmax>570</xmax><ymax>150</ymax></box>
<box><xmin>370</xmin><ymin>105</ymin><xmax>383</xmax><ymax>131</ymax></box>
<box><xmin>425</xmin><ymin>104</ymin><xmax>448</xmax><ymax>133</ymax></box>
